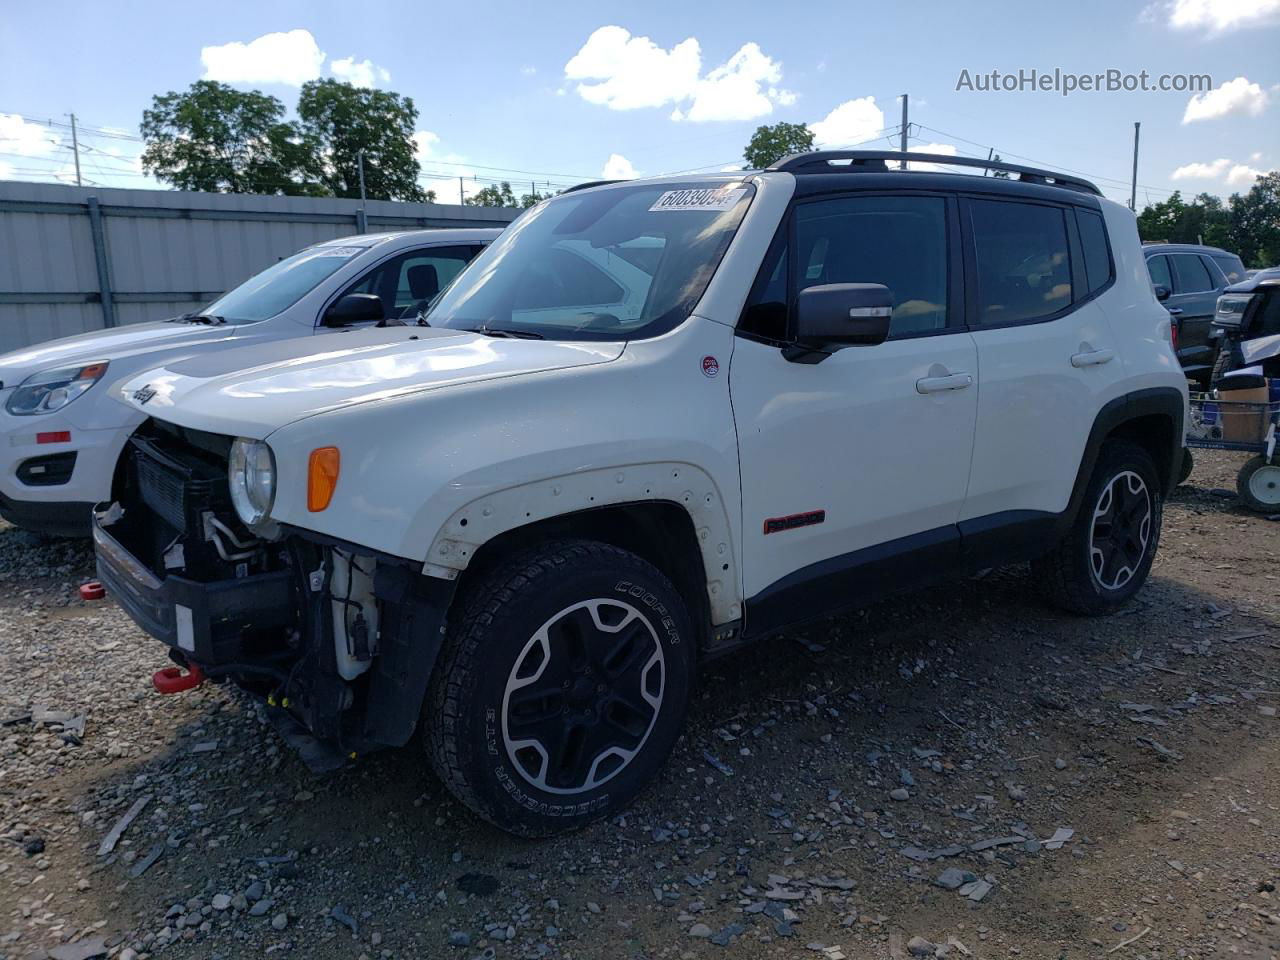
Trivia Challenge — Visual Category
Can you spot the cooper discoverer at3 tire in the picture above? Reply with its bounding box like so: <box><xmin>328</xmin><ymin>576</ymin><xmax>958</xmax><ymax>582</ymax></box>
<box><xmin>424</xmin><ymin>539</ymin><xmax>696</xmax><ymax>836</ymax></box>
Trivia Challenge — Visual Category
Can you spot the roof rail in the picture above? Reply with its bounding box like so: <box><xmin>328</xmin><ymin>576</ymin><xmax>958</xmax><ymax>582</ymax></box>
<box><xmin>561</xmin><ymin>179</ymin><xmax>625</xmax><ymax>195</ymax></box>
<box><xmin>767</xmin><ymin>150</ymin><xmax>1102</xmax><ymax>197</ymax></box>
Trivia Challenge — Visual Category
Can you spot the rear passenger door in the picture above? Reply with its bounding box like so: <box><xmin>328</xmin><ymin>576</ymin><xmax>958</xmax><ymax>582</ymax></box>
<box><xmin>1165</xmin><ymin>253</ymin><xmax>1220</xmax><ymax>381</ymax></box>
<box><xmin>960</xmin><ymin>198</ymin><xmax>1127</xmax><ymax>539</ymax></box>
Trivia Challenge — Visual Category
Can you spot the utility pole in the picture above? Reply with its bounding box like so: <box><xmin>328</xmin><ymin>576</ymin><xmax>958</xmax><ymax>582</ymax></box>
<box><xmin>356</xmin><ymin>148</ymin><xmax>367</xmax><ymax>203</ymax></box>
<box><xmin>459</xmin><ymin>177</ymin><xmax>464</xmax><ymax>205</ymax></box>
<box><xmin>983</xmin><ymin>147</ymin><xmax>994</xmax><ymax>176</ymax></box>
<box><xmin>899</xmin><ymin>94</ymin><xmax>909</xmax><ymax>170</ymax></box>
<box><xmin>1129</xmin><ymin>122</ymin><xmax>1140</xmax><ymax>212</ymax></box>
<box><xmin>68</xmin><ymin>113</ymin><xmax>82</xmax><ymax>187</ymax></box>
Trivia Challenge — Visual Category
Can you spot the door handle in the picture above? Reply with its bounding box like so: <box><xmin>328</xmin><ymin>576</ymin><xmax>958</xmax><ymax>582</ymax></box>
<box><xmin>916</xmin><ymin>372</ymin><xmax>974</xmax><ymax>394</ymax></box>
<box><xmin>1166</xmin><ymin>307</ymin><xmax>1184</xmax><ymax>315</ymax></box>
<box><xmin>1070</xmin><ymin>348</ymin><xmax>1115</xmax><ymax>368</ymax></box>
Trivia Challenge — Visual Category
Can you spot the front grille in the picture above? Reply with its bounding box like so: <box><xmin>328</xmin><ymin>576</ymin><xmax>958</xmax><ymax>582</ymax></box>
<box><xmin>136</xmin><ymin>451</ymin><xmax>187</xmax><ymax>527</ymax></box>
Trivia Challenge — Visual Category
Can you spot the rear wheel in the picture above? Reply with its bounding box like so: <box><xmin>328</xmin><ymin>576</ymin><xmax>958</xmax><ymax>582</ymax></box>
<box><xmin>1237</xmin><ymin>456</ymin><xmax>1280</xmax><ymax>513</ymax></box>
<box><xmin>425</xmin><ymin>540</ymin><xmax>695</xmax><ymax>836</ymax></box>
<box><xmin>1033</xmin><ymin>440</ymin><xmax>1162</xmax><ymax>615</ymax></box>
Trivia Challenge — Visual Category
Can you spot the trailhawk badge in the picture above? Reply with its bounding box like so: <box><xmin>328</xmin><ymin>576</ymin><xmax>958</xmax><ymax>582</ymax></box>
<box><xmin>701</xmin><ymin>356</ymin><xmax>720</xmax><ymax>378</ymax></box>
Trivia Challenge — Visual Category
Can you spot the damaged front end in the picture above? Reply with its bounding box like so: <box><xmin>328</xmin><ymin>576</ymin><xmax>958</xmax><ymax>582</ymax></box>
<box><xmin>93</xmin><ymin>419</ymin><xmax>453</xmax><ymax>768</ymax></box>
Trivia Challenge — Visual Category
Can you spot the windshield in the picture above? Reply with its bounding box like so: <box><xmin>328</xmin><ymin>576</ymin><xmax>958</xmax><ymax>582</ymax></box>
<box><xmin>426</xmin><ymin>180</ymin><xmax>755</xmax><ymax>340</ymax></box>
<box><xmin>202</xmin><ymin>244</ymin><xmax>365</xmax><ymax>324</ymax></box>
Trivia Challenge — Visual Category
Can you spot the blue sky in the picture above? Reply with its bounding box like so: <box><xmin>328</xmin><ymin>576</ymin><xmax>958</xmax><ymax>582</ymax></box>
<box><xmin>1</xmin><ymin>0</ymin><xmax>1277</xmax><ymax>208</ymax></box>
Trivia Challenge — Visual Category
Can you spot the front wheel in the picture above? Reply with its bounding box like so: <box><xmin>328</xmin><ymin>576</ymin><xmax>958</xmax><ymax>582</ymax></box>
<box><xmin>425</xmin><ymin>540</ymin><xmax>696</xmax><ymax>836</ymax></box>
<box><xmin>1032</xmin><ymin>440</ymin><xmax>1163</xmax><ymax>615</ymax></box>
<box><xmin>1237</xmin><ymin>456</ymin><xmax>1280</xmax><ymax>513</ymax></box>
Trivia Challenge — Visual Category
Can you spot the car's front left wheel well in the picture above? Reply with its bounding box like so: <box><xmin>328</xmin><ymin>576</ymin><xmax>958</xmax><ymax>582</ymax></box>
<box><xmin>456</xmin><ymin>502</ymin><xmax>713</xmax><ymax>648</ymax></box>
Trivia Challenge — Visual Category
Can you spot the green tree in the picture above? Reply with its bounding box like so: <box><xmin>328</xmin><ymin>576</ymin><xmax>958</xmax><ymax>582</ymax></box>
<box><xmin>1228</xmin><ymin>172</ymin><xmax>1280</xmax><ymax>267</ymax></box>
<box><xmin>140</xmin><ymin>81</ymin><xmax>322</xmax><ymax>195</ymax></box>
<box><xmin>743</xmin><ymin>122</ymin><xmax>815</xmax><ymax>170</ymax></box>
<box><xmin>466</xmin><ymin>181</ymin><xmax>518</xmax><ymax>207</ymax></box>
<box><xmin>297</xmin><ymin>79</ymin><xmax>426</xmax><ymax>201</ymax></box>
<box><xmin>519</xmin><ymin>188</ymin><xmax>555</xmax><ymax>208</ymax></box>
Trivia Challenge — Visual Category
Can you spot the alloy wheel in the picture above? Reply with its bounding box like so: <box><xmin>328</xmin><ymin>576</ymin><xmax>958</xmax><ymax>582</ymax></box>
<box><xmin>1089</xmin><ymin>470</ymin><xmax>1152</xmax><ymax>591</ymax></box>
<box><xmin>502</xmin><ymin>599</ymin><xmax>665</xmax><ymax>795</ymax></box>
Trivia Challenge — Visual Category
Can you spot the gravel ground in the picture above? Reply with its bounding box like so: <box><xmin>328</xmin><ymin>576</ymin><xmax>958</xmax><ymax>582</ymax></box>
<box><xmin>2</xmin><ymin>449</ymin><xmax>1279</xmax><ymax>960</ymax></box>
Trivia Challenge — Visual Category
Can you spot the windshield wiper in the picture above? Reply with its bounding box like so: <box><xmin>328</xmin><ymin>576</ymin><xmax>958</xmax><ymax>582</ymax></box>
<box><xmin>169</xmin><ymin>312</ymin><xmax>227</xmax><ymax>325</ymax></box>
<box><xmin>475</xmin><ymin>325</ymin><xmax>545</xmax><ymax>340</ymax></box>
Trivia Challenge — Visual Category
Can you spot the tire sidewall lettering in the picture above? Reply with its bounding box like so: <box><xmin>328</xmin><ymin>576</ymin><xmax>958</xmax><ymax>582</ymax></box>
<box><xmin>614</xmin><ymin>579</ymin><xmax>681</xmax><ymax>646</ymax></box>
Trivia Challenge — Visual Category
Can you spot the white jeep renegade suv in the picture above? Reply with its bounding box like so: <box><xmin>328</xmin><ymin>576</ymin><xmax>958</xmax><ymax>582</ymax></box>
<box><xmin>95</xmin><ymin>151</ymin><xmax>1187</xmax><ymax>836</ymax></box>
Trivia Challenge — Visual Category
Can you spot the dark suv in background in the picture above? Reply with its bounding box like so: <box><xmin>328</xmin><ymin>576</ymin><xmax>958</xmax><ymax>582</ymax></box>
<box><xmin>1144</xmin><ymin>243</ymin><xmax>1248</xmax><ymax>385</ymax></box>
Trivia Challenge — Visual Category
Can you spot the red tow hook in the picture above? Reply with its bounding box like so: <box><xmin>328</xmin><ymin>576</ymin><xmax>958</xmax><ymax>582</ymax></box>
<box><xmin>79</xmin><ymin>580</ymin><xmax>106</xmax><ymax>601</ymax></box>
<box><xmin>153</xmin><ymin>664</ymin><xmax>205</xmax><ymax>695</ymax></box>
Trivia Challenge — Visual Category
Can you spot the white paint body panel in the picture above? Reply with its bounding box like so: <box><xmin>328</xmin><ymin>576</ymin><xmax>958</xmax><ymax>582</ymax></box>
<box><xmin>732</xmin><ymin>332</ymin><xmax>979</xmax><ymax>596</ymax></box>
<box><xmin>0</xmin><ymin>230</ymin><xmax>498</xmax><ymax>509</ymax></box>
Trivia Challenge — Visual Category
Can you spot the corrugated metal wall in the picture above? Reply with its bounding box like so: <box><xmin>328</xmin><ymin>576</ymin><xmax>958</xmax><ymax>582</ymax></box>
<box><xmin>0</xmin><ymin>181</ymin><xmax>520</xmax><ymax>353</ymax></box>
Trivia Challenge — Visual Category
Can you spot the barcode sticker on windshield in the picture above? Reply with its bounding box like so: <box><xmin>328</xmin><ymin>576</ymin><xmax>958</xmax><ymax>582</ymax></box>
<box><xmin>649</xmin><ymin>187</ymin><xmax>746</xmax><ymax>213</ymax></box>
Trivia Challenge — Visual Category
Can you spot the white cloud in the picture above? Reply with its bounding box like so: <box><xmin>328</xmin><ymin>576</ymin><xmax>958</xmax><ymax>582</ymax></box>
<box><xmin>1226</xmin><ymin>162</ymin><xmax>1266</xmax><ymax>185</ymax></box>
<box><xmin>1171</xmin><ymin>157</ymin><xmax>1232</xmax><ymax>179</ymax></box>
<box><xmin>564</xmin><ymin>26</ymin><xmax>793</xmax><ymax>122</ymax></box>
<box><xmin>601</xmin><ymin>153</ymin><xmax>637</xmax><ymax>179</ymax></box>
<box><xmin>903</xmin><ymin>142</ymin><xmax>959</xmax><ymax>172</ymax></box>
<box><xmin>809</xmin><ymin>97</ymin><xmax>886</xmax><ymax>148</ymax></box>
<box><xmin>330</xmin><ymin>56</ymin><xmax>391</xmax><ymax>88</ymax></box>
<box><xmin>1170</xmin><ymin>156</ymin><xmax>1266</xmax><ymax>186</ymax></box>
<box><xmin>1183</xmin><ymin>76</ymin><xmax>1269</xmax><ymax>122</ymax></box>
<box><xmin>1161</xmin><ymin>0</ymin><xmax>1280</xmax><ymax>31</ymax></box>
<box><xmin>565</xmin><ymin>26</ymin><xmax>700</xmax><ymax>110</ymax></box>
<box><xmin>682</xmin><ymin>43</ymin><xmax>794</xmax><ymax>123</ymax></box>
<box><xmin>0</xmin><ymin>113</ymin><xmax>61</xmax><ymax>158</ymax></box>
<box><xmin>520</xmin><ymin>65</ymin><xmax>537</xmax><ymax>77</ymax></box>
<box><xmin>201</xmin><ymin>29</ymin><xmax>325</xmax><ymax>86</ymax></box>
<box><xmin>412</xmin><ymin>130</ymin><xmax>441</xmax><ymax>159</ymax></box>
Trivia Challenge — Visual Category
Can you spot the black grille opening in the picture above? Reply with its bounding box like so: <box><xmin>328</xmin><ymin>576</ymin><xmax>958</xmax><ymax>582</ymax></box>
<box><xmin>17</xmin><ymin>451</ymin><xmax>77</xmax><ymax>487</ymax></box>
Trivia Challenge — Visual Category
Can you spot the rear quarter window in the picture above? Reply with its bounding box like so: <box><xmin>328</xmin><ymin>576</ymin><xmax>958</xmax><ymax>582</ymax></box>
<box><xmin>1211</xmin><ymin>254</ymin><xmax>1246</xmax><ymax>285</ymax></box>
<box><xmin>1075</xmin><ymin>209</ymin><xmax>1113</xmax><ymax>296</ymax></box>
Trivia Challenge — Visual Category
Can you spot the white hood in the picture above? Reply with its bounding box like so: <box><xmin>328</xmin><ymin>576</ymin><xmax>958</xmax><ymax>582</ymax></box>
<box><xmin>0</xmin><ymin>321</ymin><xmax>240</xmax><ymax>387</ymax></box>
<box><xmin>119</xmin><ymin>325</ymin><xmax>623</xmax><ymax>438</ymax></box>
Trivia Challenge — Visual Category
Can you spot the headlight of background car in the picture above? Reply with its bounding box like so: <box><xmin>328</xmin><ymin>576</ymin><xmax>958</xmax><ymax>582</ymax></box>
<box><xmin>228</xmin><ymin>438</ymin><xmax>276</xmax><ymax>527</ymax></box>
<box><xmin>4</xmin><ymin>362</ymin><xmax>109</xmax><ymax>416</ymax></box>
<box><xmin>1214</xmin><ymin>294</ymin><xmax>1254</xmax><ymax>328</ymax></box>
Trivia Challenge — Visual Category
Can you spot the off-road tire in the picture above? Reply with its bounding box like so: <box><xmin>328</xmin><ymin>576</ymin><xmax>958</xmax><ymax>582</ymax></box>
<box><xmin>1033</xmin><ymin>440</ymin><xmax>1163</xmax><ymax>616</ymax></box>
<box><xmin>424</xmin><ymin>539</ymin><xmax>696</xmax><ymax>837</ymax></box>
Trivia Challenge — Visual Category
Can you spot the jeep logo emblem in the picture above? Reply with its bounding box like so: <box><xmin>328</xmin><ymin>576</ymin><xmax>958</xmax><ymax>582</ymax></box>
<box><xmin>132</xmin><ymin>384</ymin><xmax>157</xmax><ymax>405</ymax></box>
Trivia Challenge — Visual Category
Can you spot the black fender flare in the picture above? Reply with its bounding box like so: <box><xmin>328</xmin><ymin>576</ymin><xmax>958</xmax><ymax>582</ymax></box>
<box><xmin>1064</xmin><ymin>387</ymin><xmax>1185</xmax><ymax>526</ymax></box>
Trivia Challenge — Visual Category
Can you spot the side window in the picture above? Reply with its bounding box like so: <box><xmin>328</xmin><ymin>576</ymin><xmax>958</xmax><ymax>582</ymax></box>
<box><xmin>970</xmin><ymin>198</ymin><xmax>1073</xmax><ymax>325</ymax></box>
<box><xmin>1171</xmin><ymin>253</ymin><xmax>1213</xmax><ymax>293</ymax></box>
<box><xmin>739</xmin><ymin>238</ymin><xmax>788</xmax><ymax>341</ymax></box>
<box><xmin>1211</xmin><ymin>254</ymin><xmax>1246</xmax><ymax>285</ymax></box>
<box><xmin>1147</xmin><ymin>255</ymin><xmax>1172</xmax><ymax>290</ymax></box>
<box><xmin>1075</xmin><ymin>209</ymin><xmax>1113</xmax><ymax>296</ymax></box>
<box><xmin>794</xmin><ymin>195</ymin><xmax>949</xmax><ymax>336</ymax></box>
<box><xmin>391</xmin><ymin>245</ymin><xmax>482</xmax><ymax>313</ymax></box>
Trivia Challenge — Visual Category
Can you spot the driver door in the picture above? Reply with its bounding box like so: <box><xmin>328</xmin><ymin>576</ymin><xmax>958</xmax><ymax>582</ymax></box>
<box><xmin>730</xmin><ymin>192</ymin><xmax>978</xmax><ymax>632</ymax></box>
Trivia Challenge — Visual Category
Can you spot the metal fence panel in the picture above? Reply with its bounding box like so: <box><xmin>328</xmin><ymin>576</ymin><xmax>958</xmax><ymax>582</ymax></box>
<box><xmin>0</xmin><ymin>180</ymin><xmax>519</xmax><ymax>354</ymax></box>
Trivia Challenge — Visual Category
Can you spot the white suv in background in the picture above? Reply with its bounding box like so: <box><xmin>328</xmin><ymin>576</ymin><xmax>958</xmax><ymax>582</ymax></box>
<box><xmin>94</xmin><ymin>152</ymin><xmax>1186</xmax><ymax>836</ymax></box>
<box><xmin>0</xmin><ymin>229</ymin><xmax>497</xmax><ymax>535</ymax></box>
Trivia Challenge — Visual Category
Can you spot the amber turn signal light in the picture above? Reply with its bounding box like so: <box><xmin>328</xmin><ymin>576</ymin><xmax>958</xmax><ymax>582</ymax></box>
<box><xmin>307</xmin><ymin>446</ymin><xmax>340</xmax><ymax>512</ymax></box>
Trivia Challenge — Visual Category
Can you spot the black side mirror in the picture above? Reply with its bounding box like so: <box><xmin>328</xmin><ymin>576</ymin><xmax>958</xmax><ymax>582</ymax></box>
<box><xmin>1153</xmin><ymin>284</ymin><xmax>1171</xmax><ymax>302</ymax></box>
<box><xmin>323</xmin><ymin>293</ymin><xmax>385</xmax><ymax>328</ymax></box>
<box><xmin>784</xmin><ymin>283</ymin><xmax>892</xmax><ymax>363</ymax></box>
